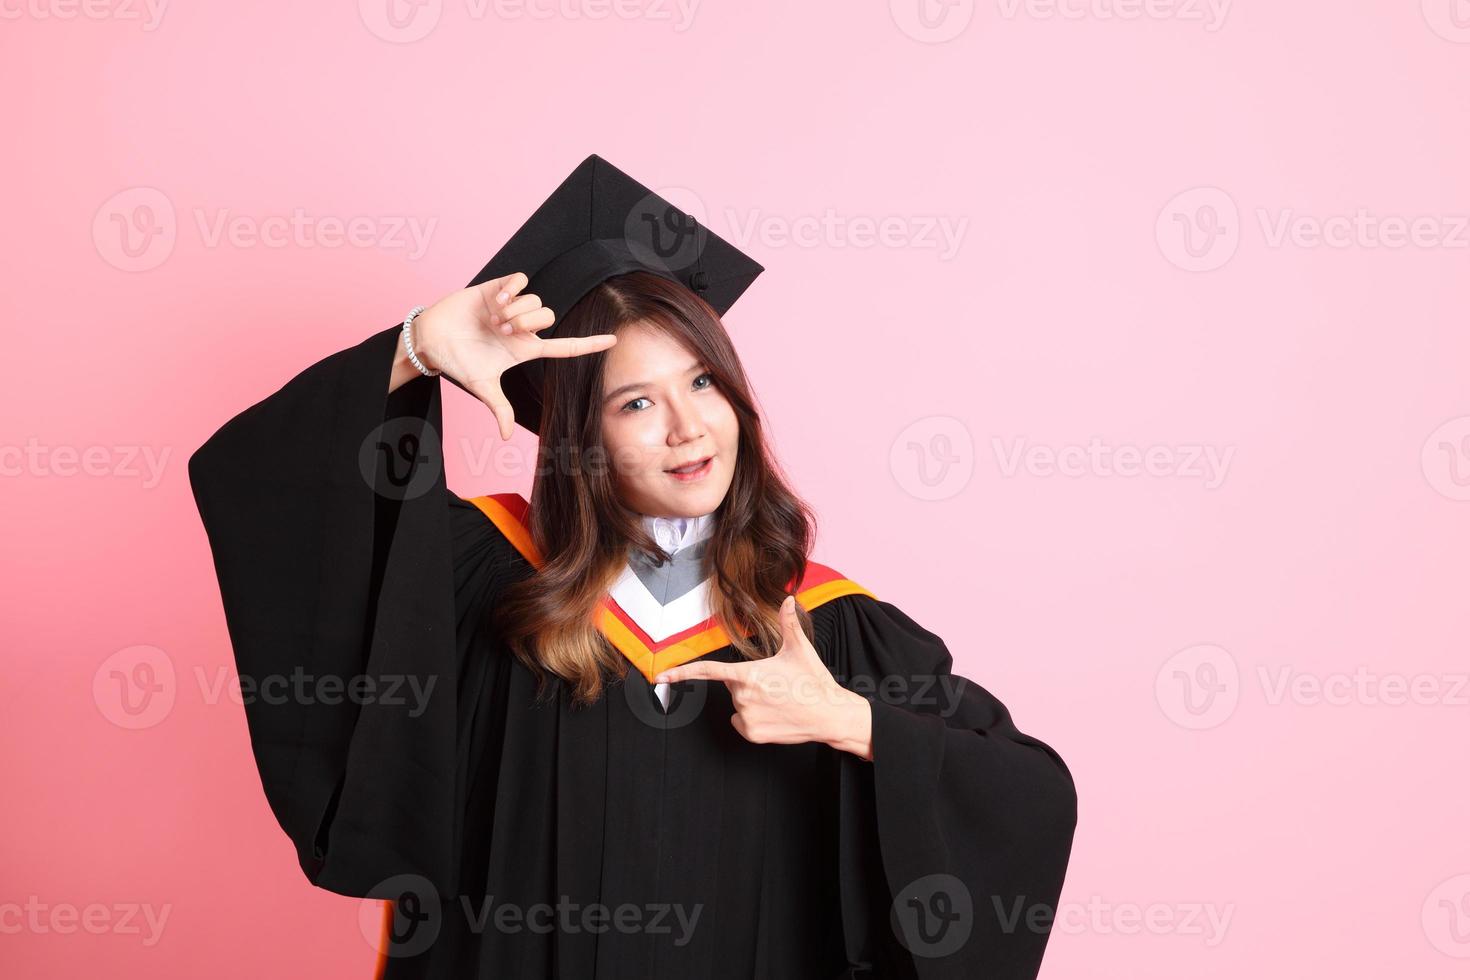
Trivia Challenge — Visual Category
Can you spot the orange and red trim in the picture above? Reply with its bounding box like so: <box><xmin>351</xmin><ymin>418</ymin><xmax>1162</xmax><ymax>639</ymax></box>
<box><xmin>462</xmin><ymin>493</ymin><xmax>874</xmax><ymax>682</ymax></box>
<box><xmin>372</xmin><ymin>898</ymin><xmax>391</xmax><ymax>980</ymax></box>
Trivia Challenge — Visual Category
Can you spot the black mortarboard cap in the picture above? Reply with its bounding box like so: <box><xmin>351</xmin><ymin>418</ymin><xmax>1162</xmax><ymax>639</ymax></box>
<box><xmin>460</xmin><ymin>154</ymin><xmax>764</xmax><ymax>435</ymax></box>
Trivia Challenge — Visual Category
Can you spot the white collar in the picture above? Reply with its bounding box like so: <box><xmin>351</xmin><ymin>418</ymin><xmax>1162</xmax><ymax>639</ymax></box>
<box><xmin>638</xmin><ymin>511</ymin><xmax>717</xmax><ymax>557</ymax></box>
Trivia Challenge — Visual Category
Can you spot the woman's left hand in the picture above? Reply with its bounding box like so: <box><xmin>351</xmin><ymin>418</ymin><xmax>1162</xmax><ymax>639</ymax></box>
<box><xmin>655</xmin><ymin>595</ymin><xmax>874</xmax><ymax>761</ymax></box>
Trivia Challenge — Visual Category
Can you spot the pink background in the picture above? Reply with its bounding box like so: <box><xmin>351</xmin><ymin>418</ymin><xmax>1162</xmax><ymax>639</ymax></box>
<box><xmin>4</xmin><ymin>1</ymin><xmax>1468</xmax><ymax>977</ymax></box>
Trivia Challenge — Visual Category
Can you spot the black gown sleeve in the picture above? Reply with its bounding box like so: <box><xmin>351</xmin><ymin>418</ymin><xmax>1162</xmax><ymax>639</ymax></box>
<box><xmin>818</xmin><ymin>593</ymin><xmax>1078</xmax><ymax>980</ymax></box>
<box><xmin>187</xmin><ymin>322</ymin><xmax>520</xmax><ymax>900</ymax></box>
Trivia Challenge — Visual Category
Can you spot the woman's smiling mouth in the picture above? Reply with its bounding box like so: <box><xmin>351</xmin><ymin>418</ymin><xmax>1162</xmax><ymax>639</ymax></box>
<box><xmin>665</xmin><ymin>456</ymin><xmax>714</xmax><ymax>481</ymax></box>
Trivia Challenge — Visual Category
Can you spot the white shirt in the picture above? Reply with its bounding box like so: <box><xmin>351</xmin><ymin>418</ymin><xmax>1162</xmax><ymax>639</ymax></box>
<box><xmin>640</xmin><ymin>512</ymin><xmax>713</xmax><ymax>557</ymax></box>
<box><xmin>636</xmin><ymin>511</ymin><xmax>717</xmax><ymax>709</ymax></box>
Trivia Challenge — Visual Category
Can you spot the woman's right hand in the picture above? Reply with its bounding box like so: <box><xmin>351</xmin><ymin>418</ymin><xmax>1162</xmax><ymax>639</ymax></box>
<box><xmin>407</xmin><ymin>272</ymin><xmax>618</xmax><ymax>440</ymax></box>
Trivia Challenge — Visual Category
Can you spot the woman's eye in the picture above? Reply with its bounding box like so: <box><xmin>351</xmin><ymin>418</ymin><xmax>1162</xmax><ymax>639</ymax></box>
<box><xmin>620</xmin><ymin>375</ymin><xmax>713</xmax><ymax>412</ymax></box>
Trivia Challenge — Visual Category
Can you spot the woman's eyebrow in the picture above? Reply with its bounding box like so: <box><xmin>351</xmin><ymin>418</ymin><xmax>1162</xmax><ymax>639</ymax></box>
<box><xmin>603</xmin><ymin>361</ymin><xmax>704</xmax><ymax>404</ymax></box>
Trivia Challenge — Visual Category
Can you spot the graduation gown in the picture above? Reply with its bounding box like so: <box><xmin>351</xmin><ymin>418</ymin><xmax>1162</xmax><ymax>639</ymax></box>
<box><xmin>188</xmin><ymin>322</ymin><xmax>1078</xmax><ymax>979</ymax></box>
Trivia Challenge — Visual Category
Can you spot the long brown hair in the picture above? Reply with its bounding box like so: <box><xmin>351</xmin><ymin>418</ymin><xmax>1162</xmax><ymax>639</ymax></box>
<box><xmin>490</xmin><ymin>271</ymin><xmax>815</xmax><ymax>705</ymax></box>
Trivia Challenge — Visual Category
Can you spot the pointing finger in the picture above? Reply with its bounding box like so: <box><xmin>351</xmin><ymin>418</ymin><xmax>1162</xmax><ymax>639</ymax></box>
<box><xmin>655</xmin><ymin>659</ymin><xmax>744</xmax><ymax>686</ymax></box>
<box><xmin>537</xmin><ymin>333</ymin><xmax>618</xmax><ymax>359</ymax></box>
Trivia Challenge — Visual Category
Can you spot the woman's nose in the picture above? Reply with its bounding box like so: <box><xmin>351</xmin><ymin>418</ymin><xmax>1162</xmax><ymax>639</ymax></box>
<box><xmin>666</xmin><ymin>393</ymin><xmax>706</xmax><ymax>442</ymax></box>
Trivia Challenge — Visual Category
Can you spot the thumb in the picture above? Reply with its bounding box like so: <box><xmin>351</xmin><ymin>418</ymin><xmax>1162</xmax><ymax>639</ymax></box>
<box><xmin>778</xmin><ymin>594</ymin><xmax>802</xmax><ymax>652</ymax></box>
<box><xmin>463</xmin><ymin>375</ymin><xmax>516</xmax><ymax>442</ymax></box>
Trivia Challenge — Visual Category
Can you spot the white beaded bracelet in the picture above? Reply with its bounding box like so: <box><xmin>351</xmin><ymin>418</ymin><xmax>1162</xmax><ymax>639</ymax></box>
<box><xmin>401</xmin><ymin>305</ymin><xmax>440</xmax><ymax>377</ymax></box>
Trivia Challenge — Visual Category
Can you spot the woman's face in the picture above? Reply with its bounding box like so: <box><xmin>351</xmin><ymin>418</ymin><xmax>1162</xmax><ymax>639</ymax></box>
<box><xmin>599</xmin><ymin>320</ymin><xmax>739</xmax><ymax>518</ymax></box>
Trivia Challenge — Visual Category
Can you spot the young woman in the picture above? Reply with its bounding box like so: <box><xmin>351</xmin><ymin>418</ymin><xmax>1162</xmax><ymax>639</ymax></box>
<box><xmin>189</xmin><ymin>165</ymin><xmax>1077</xmax><ymax>980</ymax></box>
